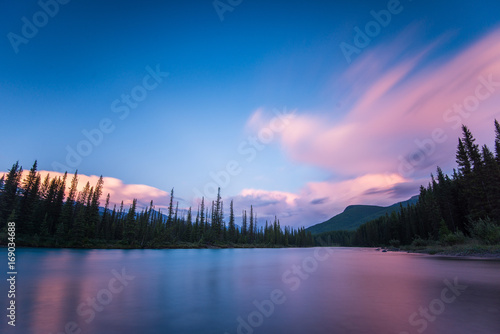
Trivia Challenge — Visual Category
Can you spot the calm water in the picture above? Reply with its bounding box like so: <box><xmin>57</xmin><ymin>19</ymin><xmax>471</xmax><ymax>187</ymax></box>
<box><xmin>1</xmin><ymin>247</ymin><xmax>499</xmax><ymax>334</ymax></box>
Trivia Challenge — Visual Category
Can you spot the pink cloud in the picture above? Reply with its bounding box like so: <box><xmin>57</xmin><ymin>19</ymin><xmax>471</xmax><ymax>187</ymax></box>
<box><xmin>279</xmin><ymin>26</ymin><xmax>500</xmax><ymax>177</ymax></box>
<box><xmin>231</xmin><ymin>173</ymin><xmax>423</xmax><ymax>228</ymax></box>
<box><xmin>7</xmin><ymin>170</ymin><xmax>171</xmax><ymax>211</ymax></box>
<box><xmin>236</xmin><ymin>26</ymin><xmax>500</xmax><ymax>228</ymax></box>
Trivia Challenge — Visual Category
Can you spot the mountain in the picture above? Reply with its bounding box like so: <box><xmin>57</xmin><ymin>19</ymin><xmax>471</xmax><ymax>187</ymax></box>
<box><xmin>306</xmin><ymin>195</ymin><xmax>419</xmax><ymax>235</ymax></box>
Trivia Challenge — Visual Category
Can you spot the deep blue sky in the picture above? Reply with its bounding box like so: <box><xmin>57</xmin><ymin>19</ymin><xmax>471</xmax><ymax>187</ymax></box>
<box><xmin>2</xmin><ymin>0</ymin><xmax>500</xmax><ymax>226</ymax></box>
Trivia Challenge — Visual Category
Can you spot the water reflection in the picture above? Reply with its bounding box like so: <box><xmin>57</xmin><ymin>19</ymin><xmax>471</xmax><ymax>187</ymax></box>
<box><xmin>1</xmin><ymin>248</ymin><xmax>498</xmax><ymax>334</ymax></box>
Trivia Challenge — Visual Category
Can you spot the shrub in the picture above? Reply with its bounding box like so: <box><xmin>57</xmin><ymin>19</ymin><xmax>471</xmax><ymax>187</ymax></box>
<box><xmin>411</xmin><ymin>236</ymin><xmax>427</xmax><ymax>247</ymax></box>
<box><xmin>442</xmin><ymin>231</ymin><xmax>466</xmax><ymax>246</ymax></box>
<box><xmin>467</xmin><ymin>218</ymin><xmax>500</xmax><ymax>245</ymax></box>
<box><xmin>389</xmin><ymin>239</ymin><xmax>400</xmax><ymax>248</ymax></box>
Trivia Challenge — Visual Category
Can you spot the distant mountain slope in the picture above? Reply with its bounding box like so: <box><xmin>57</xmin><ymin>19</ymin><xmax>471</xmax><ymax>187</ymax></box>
<box><xmin>306</xmin><ymin>195</ymin><xmax>419</xmax><ymax>234</ymax></box>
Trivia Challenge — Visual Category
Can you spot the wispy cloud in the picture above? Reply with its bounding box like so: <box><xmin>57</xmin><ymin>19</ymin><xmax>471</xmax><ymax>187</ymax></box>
<box><xmin>232</xmin><ymin>25</ymin><xmax>500</xmax><ymax>227</ymax></box>
<box><xmin>6</xmin><ymin>27</ymin><xmax>500</xmax><ymax>229</ymax></box>
<box><xmin>230</xmin><ymin>173</ymin><xmax>420</xmax><ymax>227</ymax></box>
<box><xmin>280</xmin><ymin>26</ymin><xmax>500</xmax><ymax>177</ymax></box>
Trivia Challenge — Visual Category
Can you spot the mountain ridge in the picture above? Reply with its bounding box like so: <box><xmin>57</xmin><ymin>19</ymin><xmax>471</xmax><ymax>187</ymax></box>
<box><xmin>306</xmin><ymin>195</ymin><xmax>419</xmax><ymax>234</ymax></box>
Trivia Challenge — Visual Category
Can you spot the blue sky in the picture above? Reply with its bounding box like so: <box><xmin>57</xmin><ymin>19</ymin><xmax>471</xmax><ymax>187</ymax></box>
<box><xmin>2</xmin><ymin>0</ymin><xmax>500</xmax><ymax>227</ymax></box>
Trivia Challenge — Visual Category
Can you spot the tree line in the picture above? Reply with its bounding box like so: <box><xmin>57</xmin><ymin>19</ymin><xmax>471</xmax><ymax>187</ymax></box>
<box><xmin>317</xmin><ymin>121</ymin><xmax>500</xmax><ymax>247</ymax></box>
<box><xmin>0</xmin><ymin>166</ymin><xmax>313</xmax><ymax>248</ymax></box>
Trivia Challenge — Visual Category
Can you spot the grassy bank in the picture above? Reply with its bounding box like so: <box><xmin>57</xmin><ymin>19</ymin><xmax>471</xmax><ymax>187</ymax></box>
<box><xmin>0</xmin><ymin>233</ymin><xmax>301</xmax><ymax>250</ymax></box>
<box><xmin>399</xmin><ymin>243</ymin><xmax>500</xmax><ymax>257</ymax></box>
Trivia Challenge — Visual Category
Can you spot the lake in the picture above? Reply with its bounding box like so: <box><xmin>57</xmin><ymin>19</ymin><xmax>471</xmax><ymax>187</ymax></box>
<box><xmin>1</xmin><ymin>247</ymin><xmax>499</xmax><ymax>334</ymax></box>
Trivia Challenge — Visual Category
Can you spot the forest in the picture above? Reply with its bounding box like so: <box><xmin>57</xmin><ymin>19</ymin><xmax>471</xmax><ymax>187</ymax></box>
<box><xmin>316</xmin><ymin>121</ymin><xmax>500</xmax><ymax>248</ymax></box>
<box><xmin>0</xmin><ymin>165</ymin><xmax>314</xmax><ymax>248</ymax></box>
<box><xmin>2</xmin><ymin>121</ymin><xmax>499</xmax><ymax>250</ymax></box>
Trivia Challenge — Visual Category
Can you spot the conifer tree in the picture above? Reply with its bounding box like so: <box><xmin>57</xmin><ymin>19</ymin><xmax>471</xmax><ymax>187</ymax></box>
<box><xmin>456</xmin><ymin>138</ymin><xmax>471</xmax><ymax>176</ymax></box>
<box><xmin>0</xmin><ymin>161</ymin><xmax>22</xmax><ymax>225</ymax></box>
<box><xmin>55</xmin><ymin>221</ymin><xmax>66</xmax><ymax>245</ymax></box>
<box><xmin>0</xmin><ymin>160</ymin><xmax>316</xmax><ymax>248</ymax></box>
<box><xmin>228</xmin><ymin>200</ymin><xmax>236</xmax><ymax>242</ymax></box>
<box><xmin>193</xmin><ymin>208</ymin><xmax>200</xmax><ymax>242</ymax></box>
<box><xmin>18</xmin><ymin>161</ymin><xmax>40</xmax><ymax>232</ymax></box>
<box><xmin>494</xmin><ymin>119</ymin><xmax>500</xmax><ymax>163</ymax></box>
<box><xmin>125</xmin><ymin>199</ymin><xmax>137</xmax><ymax>244</ymax></box>
<box><xmin>461</xmin><ymin>125</ymin><xmax>482</xmax><ymax>171</ymax></box>
<box><xmin>249</xmin><ymin>205</ymin><xmax>254</xmax><ymax>243</ymax></box>
<box><xmin>89</xmin><ymin>176</ymin><xmax>104</xmax><ymax>237</ymax></box>
<box><xmin>71</xmin><ymin>181</ymin><xmax>90</xmax><ymax>244</ymax></box>
<box><xmin>219</xmin><ymin>200</ymin><xmax>224</xmax><ymax>242</ymax></box>
<box><xmin>167</xmin><ymin>188</ymin><xmax>174</xmax><ymax>227</ymax></box>
<box><xmin>114</xmin><ymin>201</ymin><xmax>124</xmax><ymax>240</ymax></box>
<box><xmin>101</xmin><ymin>193</ymin><xmax>111</xmax><ymax>238</ymax></box>
<box><xmin>185</xmin><ymin>207</ymin><xmax>193</xmax><ymax>241</ymax></box>
<box><xmin>52</xmin><ymin>172</ymin><xmax>67</xmax><ymax>229</ymax></box>
<box><xmin>39</xmin><ymin>213</ymin><xmax>49</xmax><ymax>237</ymax></box>
<box><xmin>199</xmin><ymin>197</ymin><xmax>205</xmax><ymax>237</ymax></box>
<box><xmin>481</xmin><ymin>144</ymin><xmax>500</xmax><ymax>218</ymax></box>
<box><xmin>241</xmin><ymin>210</ymin><xmax>247</xmax><ymax>240</ymax></box>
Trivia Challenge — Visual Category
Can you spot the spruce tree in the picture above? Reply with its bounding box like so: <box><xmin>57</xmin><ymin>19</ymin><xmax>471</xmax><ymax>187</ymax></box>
<box><xmin>461</xmin><ymin>125</ymin><xmax>482</xmax><ymax>171</ymax></box>
<box><xmin>456</xmin><ymin>138</ymin><xmax>471</xmax><ymax>176</ymax></box>
<box><xmin>71</xmin><ymin>181</ymin><xmax>90</xmax><ymax>244</ymax></box>
<box><xmin>241</xmin><ymin>210</ymin><xmax>247</xmax><ymax>241</ymax></box>
<box><xmin>101</xmin><ymin>193</ymin><xmax>111</xmax><ymax>239</ymax></box>
<box><xmin>481</xmin><ymin>144</ymin><xmax>499</xmax><ymax>218</ymax></box>
<box><xmin>199</xmin><ymin>198</ymin><xmax>205</xmax><ymax>239</ymax></box>
<box><xmin>0</xmin><ymin>161</ymin><xmax>22</xmax><ymax>225</ymax></box>
<box><xmin>249</xmin><ymin>205</ymin><xmax>254</xmax><ymax>243</ymax></box>
<box><xmin>193</xmin><ymin>209</ymin><xmax>200</xmax><ymax>242</ymax></box>
<box><xmin>494</xmin><ymin>119</ymin><xmax>500</xmax><ymax>163</ymax></box>
<box><xmin>185</xmin><ymin>207</ymin><xmax>193</xmax><ymax>242</ymax></box>
<box><xmin>167</xmin><ymin>188</ymin><xmax>174</xmax><ymax>227</ymax></box>
<box><xmin>60</xmin><ymin>171</ymin><xmax>78</xmax><ymax>233</ymax></box>
<box><xmin>39</xmin><ymin>213</ymin><xmax>49</xmax><ymax>237</ymax></box>
<box><xmin>88</xmin><ymin>176</ymin><xmax>104</xmax><ymax>238</ymax></box>
<box><xmin>228</xmin><ymin>200</ymin><xmax>235</xmax><ymax>242</ymax></box>
<box><xmin>55</xmin><ymin>221</ymin><xmax>66</xmax><ymax>245</ymax></box>
<box><xmin>52</xmin><ymin>172</ymin><xmax>67</xmax><ymax>229</ymax></box>
<box><xmin>125</xmin><ymin>199</ymin><xmax>137</xmax><ymax>244</ymax></box>
<box><xmin>18</xmin><ymin>161</ymin><xmax>40</xmax><ymax>233</ymax></box>
<box><xmin>71</xmin><ymin>208</ymin><xmax>86</xmax><ymax>245</ymax></box>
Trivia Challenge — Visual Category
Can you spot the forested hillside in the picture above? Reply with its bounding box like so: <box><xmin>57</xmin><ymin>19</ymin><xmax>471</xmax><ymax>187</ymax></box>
<box><xmin>316</xmin><ymin>121</ymin><xmax>500</xmax><ymax>248</ymax></box>
<box><xmin>307</xmin><ymin>196</ymin><xmax>419</xmax><ymax>234</ymax></box>
<box><xmin>0</xmin><ymin>166</ymin><xmax>313</xmax><ymax>248</ymax></box>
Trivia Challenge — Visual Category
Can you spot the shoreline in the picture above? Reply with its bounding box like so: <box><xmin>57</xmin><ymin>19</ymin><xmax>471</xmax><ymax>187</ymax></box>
<box><xmin>376</xmin><ymin>245</ymin><xmax>500</xmax><ymax>259</ymax></box>
<box><xmin>3</xmin><ymin>243</ymin><xmax>500</xmax><ymax>258</ymax></box>
<box><xmin>0</xmin><ymin>242</ymin><xmax>307</xmax><ymax>250</ymax></box>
